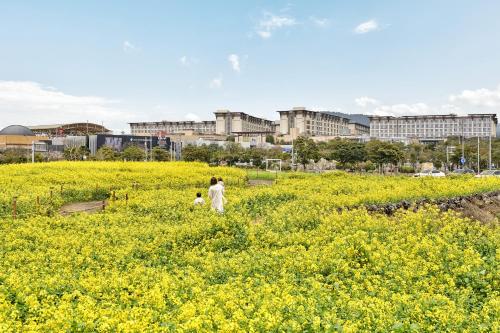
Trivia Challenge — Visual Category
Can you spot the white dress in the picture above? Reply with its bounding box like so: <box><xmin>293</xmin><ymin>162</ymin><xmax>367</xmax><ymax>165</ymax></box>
<box><xmin>208</xmin><ymin>183</ymin><xmax>224</xmax><ymax>213</ymax></box>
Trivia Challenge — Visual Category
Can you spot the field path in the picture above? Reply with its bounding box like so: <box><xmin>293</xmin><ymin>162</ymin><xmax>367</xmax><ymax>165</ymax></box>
<box><xmin>60</xmin><ymin>200</ymin><xmax>106</xmax><ymax>215</ymax></box>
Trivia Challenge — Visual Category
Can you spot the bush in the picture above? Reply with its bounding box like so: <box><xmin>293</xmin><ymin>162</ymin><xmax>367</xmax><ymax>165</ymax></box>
<box><xmin>400</xmin><ymin>166</ymin><xmax>416</xmax><ymax>173</ymax></box>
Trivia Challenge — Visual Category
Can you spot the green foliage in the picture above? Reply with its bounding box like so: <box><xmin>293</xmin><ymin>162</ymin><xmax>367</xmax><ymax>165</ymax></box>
<box><xmin>0</xmin><ymin>149</ymin><xmax>29</xmax><ymax>164</ymax></box>
<box><xmin>294</xmin><ymin>136</ymin><xmax>320</xmax><ymax>167</ymax></box>
<box><xmin>122</xmin><ymin>145</ymin><xmax>145</xmax><ymax>161</ymax></box>
<box><xmin>96</xmin><ymin>145</ymin><xmax>117</xmax><ymax>161</ymax></box>
<box><xmin>400</xmin><ymin>165</ymin><xmax>416</xmax><ymax>173</ymax></box>
<box><xmin>366</xmin><ymin>140</ymin><xmax>404</xmax><ymax>167</ymax></box>
<box><xmin>151</xmin><ymin>146</ymin><xmax>169</xmax><ymax>161</ymax></box>
<box><xmin>63</xmin><ymin>146</ymin><xmax>90</xmax><ymax>161</ymax></box>
<box><xmin>328</xmin><ymin>139</ymin><xmax>367</xmax><ymax>165</ymax></box>
<box><xmin>265</xmin><ymin>135</ymin><xmax>275</xmax><ymax>144</ymax></box>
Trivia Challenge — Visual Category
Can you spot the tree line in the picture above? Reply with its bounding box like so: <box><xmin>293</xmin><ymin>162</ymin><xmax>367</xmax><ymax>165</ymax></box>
<box><xmin>1</xmin><ymin>136</ymin><xmax>499</xmax><ymax>171</ymax></box>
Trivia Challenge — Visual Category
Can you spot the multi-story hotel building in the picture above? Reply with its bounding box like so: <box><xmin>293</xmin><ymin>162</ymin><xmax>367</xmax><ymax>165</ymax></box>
<box><xmin>214</xmin><ymin>110</ymin><xmax>274</xmax><ymax>135</ymax></box>
<box><xmin>369</xmin><ymin>114</ymin><xmax>498</xmax><ymax>141</ymax></box>
<box><xmin>129</xmin><ymin>120</ymin><xmax>216</xmax><ymax>135</ymax></box>
<box><xmin>278</xmin><ymin>107</ymin><xmax>351</xmax><ymax>138</ymax></box>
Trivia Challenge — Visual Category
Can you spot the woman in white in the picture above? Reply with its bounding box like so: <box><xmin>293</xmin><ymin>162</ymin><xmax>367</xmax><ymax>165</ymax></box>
<box><xmin>208</xmin><ymin>177</ymin><xmax>224</xmax><ymax>213</ymax></box>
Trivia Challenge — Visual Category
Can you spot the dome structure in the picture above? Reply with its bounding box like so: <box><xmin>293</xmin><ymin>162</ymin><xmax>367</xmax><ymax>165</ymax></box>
<box><xmin>0</xmin><ymin>125</ymin><xmax>35</xmax><ymax>136</ymax></box>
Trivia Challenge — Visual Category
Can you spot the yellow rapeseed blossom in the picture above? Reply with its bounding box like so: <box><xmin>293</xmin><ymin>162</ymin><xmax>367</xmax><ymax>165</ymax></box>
<box><xmin>0</xmin><ymin>162</ymin><xmax>498</xmax><ymax>331</ymax></box>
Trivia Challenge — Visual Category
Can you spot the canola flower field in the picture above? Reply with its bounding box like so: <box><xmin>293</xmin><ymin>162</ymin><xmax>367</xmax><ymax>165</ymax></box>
<box><xmin>0</xmin><ymin>162</ymin><xmax>499</xmax><ymax>332</ymax></box>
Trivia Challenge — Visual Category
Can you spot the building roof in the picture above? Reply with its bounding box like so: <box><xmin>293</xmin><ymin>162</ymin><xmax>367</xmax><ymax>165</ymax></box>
<box><xmin>28</xmin><ymin>123</ymin><xmax>111</xmax><ymax>135</ymax></box>
<box><xmin>0</xmin><ymin>125</ymin><xmax>35</xmax><ymax>136</ymax></box>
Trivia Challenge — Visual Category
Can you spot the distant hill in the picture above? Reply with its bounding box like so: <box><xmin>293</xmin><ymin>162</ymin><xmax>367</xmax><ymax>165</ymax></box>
<box><xmin>323</xmin><ymin>112</ymin><xmax>370</xmax><ymax>127</ymax></box>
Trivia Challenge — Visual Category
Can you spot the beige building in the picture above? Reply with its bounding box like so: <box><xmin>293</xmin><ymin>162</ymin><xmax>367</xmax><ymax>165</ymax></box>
<box><xmin>369</xmin><ymin>114</ymin><xmax>498</xmax><ymax>141</ymax></box>
<box><xmin>278</xmin><ymin>107</ymin><xmax>351</xmax><ymax>139</ymax></box>
<box><xmin>0</xmin><ymin>125</ymin><xmax>48</xmax><ymax>150</ymax></box>
<box><xmin>129</xmin><ymin>121</ymin><xmax>216</xmax><ymax>135</ymax></box>
<box><xmin>214</xmin><ymin>110</ymin><xmax>274</xmax><ymax>135</ymax></box>
<box><xmin>348</xmin><ymin>122</ymin><xmax>370</xmax><ymax>136</ymax></box>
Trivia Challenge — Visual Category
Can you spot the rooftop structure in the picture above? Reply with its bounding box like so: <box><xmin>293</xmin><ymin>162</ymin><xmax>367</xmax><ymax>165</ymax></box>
<box><xmin>29</xmin><ymin>123</ymin><xmax>111</xmax><ymax>137</ymax></box>
<box><xmin>0</xmin><ymin>125</ymin><xmax>35</xmax><ymax>136</ymax></box>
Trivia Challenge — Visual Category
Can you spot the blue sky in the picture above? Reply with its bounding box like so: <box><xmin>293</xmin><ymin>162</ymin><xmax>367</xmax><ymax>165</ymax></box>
<box><xmin>1</xmin><ymin>0</ymin><xmax>500</xmax><ymax>133</ymax></box>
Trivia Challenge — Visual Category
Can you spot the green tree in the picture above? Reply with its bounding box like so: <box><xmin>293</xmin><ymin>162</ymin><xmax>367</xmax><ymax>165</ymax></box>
<box><xmin>329</xmin><ymin>139</ymin><xmax>367</xmax><ymax>168</ymax></box>
<box><xmin>63</xmin><ymin>146</ymin><xmax>90</xmax><ymax>161</ymax></box>
<box><xmin>96</xmin><ymin>146</ymin><xmax>116</xmax><ymax>161</ymax></box>
<box><xmin>265</xmin><ymin>135</ymin><xmax>275</xmax><ymax>144</ymax></box>
<box><xmin>366</xmin><ymin>140</ymin><xmax>404</xmax><ymax>172</ymax></box>
<box><xmin>182</xmin><ymin>145</ymin><xmax>211</xmax><ymax>163</ymax></box>
<box><xmin>294</xmin><ymin>136</ymin><xmax>320</xmax><ymax>168</ymax></box>
<box><xmin>152</xmin><ymin>147</ymin><xmax>170</xmax><ymax>161</ymax></box>
<box><xmin>0</xmin><ymin>149</ymin><xmax>28</xmax><ymax>164</ymax></box>
<box><xmin>122</xmin><ymin>145</ymin><xmax>145</xmax><ymax>161</ymax></box>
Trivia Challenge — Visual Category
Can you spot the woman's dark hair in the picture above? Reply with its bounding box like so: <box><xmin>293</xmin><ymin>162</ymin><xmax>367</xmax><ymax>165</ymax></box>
<box><xmin>218</xmin><ymin>177</ymin><xmax>223</xmax><ymax>181</ymax></box>
<box><xmin>210</xmin><ymin>177</ymin><xmax>217</xmax><ymax>185</ymax></box>
<box><xmin>196</xmin><ymin>192</ymin><xmax>202</xmax><ymax>198</ymax></box>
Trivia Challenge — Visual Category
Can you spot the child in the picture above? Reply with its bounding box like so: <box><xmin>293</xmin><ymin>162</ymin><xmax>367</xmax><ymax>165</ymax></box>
<box><xmin>193</xmin><ymin>192</ymin><xmax>205</xmax><ymax>206</ymax></box>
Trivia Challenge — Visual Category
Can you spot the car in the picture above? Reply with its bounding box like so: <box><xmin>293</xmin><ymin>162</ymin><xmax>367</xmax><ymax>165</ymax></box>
<box><xmin>452</xmin><ymin>168</ymin><xmax>476</xmax><ymax>175</ymax></box>
<box><xmin>474</xmin><ymin>170</ymin><xmax>500</xmax><ymax>178</ymax></box>
<box><xmin>413</xmin><ymin>169</ymin><xmax>446</xmax><ymax>177</ymax></box>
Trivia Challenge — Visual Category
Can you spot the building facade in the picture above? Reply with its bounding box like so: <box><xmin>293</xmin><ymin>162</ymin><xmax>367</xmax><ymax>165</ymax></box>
<box><xmin>129</xmin><ymin>121</ymin><xmax>216</xmax><ymax>136</ymax></box>
<box><xmin>214</xmin><ymin>110</ymin><xmax>274</xmax><ymax>135</ymax></box>
<box><xmin>369</xmin><ymin>114</ymin><xmax>498</xmax><ymax>141</ymax></box>
<box><xmin>0</xmin><ymin>125</ymin><xmax>49</xmax><ymax>151</ymax></box>
<box><xmin>278</xmin><ymin>107</ymin><xmax>351</xmax><ymax>138</ymax></box>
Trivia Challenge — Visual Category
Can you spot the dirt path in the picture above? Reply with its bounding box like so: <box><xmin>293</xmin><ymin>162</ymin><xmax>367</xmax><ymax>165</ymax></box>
<box><xmin>248</xmin><ymin>179</ymin><xmax>275</xmax><ymax>186</ymax></box>
<box><xmin>60</xmin><ymin>201</ymin><xmax>106</xmax><ymax>216</ymax></box>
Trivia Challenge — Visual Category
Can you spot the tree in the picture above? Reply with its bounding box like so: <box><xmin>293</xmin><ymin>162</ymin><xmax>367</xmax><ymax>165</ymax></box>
<box><xmin>122</xmin><ymin>145</ymin><xmax>145</xmax><ymax>161</ymax></box>
<box><xmin>0</xmin><ymin>149</ymin><xmax>28</xmax><ymax>164</ymax></box>
<box><xmin>329</xmin><ymin>139</ymin><xmax>366</xmax><ymax>168</ymax></box>
<box><xmin>294</xmin><ymin>136</ymin><xmax>320</xmax><ymax>168</ymax></box>
<box><xmin>63</xmin><ymin>146</ymin><xmax>90</xmax><ymax>161</ymax></box>
<box><xmin>96</xmin><ymin>146</ymin><xmax>116</xmax><ymax>161</ymax></box>
<box><xmin>183</xmin><ymin>145</ymin><xmax>212</xmax><ymax>163</ymax></box>
<box><xmin>366</xmin><ymin>140</ymin><xmax>404</xmax><ymax>172</ymax></box>
<box><xmin>265</xmin><ymin>135</ymin><xmax>275</xmax><ymax>144</ymax></box>
<box><xmin>152</xmin><ymin>147</ymin><xmax>170</xmax><ymax>161</ymax></box>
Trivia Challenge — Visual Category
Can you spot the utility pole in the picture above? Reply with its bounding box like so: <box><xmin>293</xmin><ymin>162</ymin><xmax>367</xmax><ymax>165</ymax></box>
<box><xmin>31</xmin><ymin>141</ymin><xmax>35</xmax><ymax>163</ymax></box>
<box><xmin>477</xmin><ymin>136</ymin><xmax>480</xmax><ymax>173</ymax></box>
<box><xmin>488</xmin><ymin>133</ymin><xmax>492</xmax><ymax>170</ymax></box>
<box><xmin>446</xmin><ymin>146</ymin><xmax>450</xmax><ymax>171</ymax></box>
<box><xmin>461</xmin><ymin>136</ymin><xmax>465</xmax><ymax>167</ymax></box>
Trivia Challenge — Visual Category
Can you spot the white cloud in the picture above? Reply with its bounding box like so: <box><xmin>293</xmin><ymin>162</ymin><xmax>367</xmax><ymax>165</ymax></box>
<box><xmin>310</xmin><ymin>16</ymin><xmax>330</xmax><ymax>28</ymax></box>
<box><xmin>355</xmin><ymin>96</ymin><xmax>380</xmax><ymax>107</ymax></box>
<box><xmin>123</xmin><ymin>40</ymin><xmax>139</xmax><ymax>52</ymax></box>
<box><xmin>256</xmin><ymin>12</ymin><xmax>297</xmax><ymax>39</ymax></box>
<box><xmin>209</xmin><ymin>77</ymin><xmax>222</xmax><ymax>89</ymax></box>
<box><xmin>354</xmin><ymin>19</ymin><xmax>379</xmax><ymax>34</ymax></box>
<box><xmin>367</xmin><ymin>103</ymin><xmax>430</xmax><ymax>117</ymax></box>
<box><xmin>185</xmin><ymin>113</ymin><xmax>201</xmax><ymax>122</ymax></box>
<box><xmin>256</xmin><ymin>30</ymin><xmax>272</xmax><ymax>39</ymax></box>
<box><xmin>449</xmin><ymin>85</ymin><xmax>500</xmax><ymax>107</ymax></box>
<box><xmin>0</xmin><ymin>81</ymin><xmax>136</xmax><ymax>132</ymax></box>
<box><xmin>366</xmin><ymin>102</ymin><xmax>467</xmax><ymax>117</ymax></box>
<box><xmin>228</xmin><ymin>54</ymin><xmax>240</xmax><ymax>72</ymax></box>
<box><xmin>179</xmin><ymin>56</ymin><xmax>198</xmax><ymax>67</ymax></box>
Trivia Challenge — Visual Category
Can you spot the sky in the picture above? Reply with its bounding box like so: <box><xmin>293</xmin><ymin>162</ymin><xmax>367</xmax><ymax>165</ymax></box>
<box><xmin>1</xmin><ymin>0</ymin><xmax>500</xmax><ymax>133</ymax></box>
